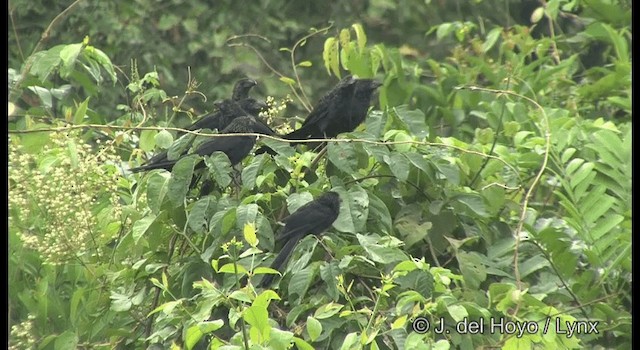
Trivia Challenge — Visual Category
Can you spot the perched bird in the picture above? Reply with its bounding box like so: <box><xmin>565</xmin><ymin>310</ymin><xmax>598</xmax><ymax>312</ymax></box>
<box><xmin>231</xmin><ymin>78</ymin><xmax>258</xmax><ymax>101</ymax></box>
<box><xmin>286</xmin><ymin>76</ymin><xmax>381</xmax><ymax>141</ymax></box>
<box><xmin>138</xmin><ymin>98</ymin><xmax>268</xmax><ymax>170</ymax></box>
<box><xmin>130</xmin><ymin>116</ymin><xmax>274</xmax><ymax>173</ymax></box>
<box><xmin>180</xmin><ymin>98</ymin><xmax>267</xmax><ymax>135</ymax></box>
<box><xmin>177</xmin><ymin>78</ymin><xmax>264</xmax><ymax>136</ymax></box>
<box><xmin>257</xmin><ymin>76</ymin><xmax>381</xmax><ymax>154</ymax></box>
<box><xmin>258</xmin><ymin>191</ymin><xmax>341</xmax><ymax>288</ymax></box>
<box><xmin>284</xmin><ymin>75</ymin><xmax>357</xmax><ymax>141</ymax></box>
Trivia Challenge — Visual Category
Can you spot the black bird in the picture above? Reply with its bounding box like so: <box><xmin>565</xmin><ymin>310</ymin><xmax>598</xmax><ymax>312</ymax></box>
<box><xmin>130</xmin><ymin>116</ymin><xmax>274</xmax><ymax>173</ymax></box>
<box><xmin>231</xmin><ymin>78</ymin><xmax>258</xmax><ymax>101</ymax></box>
<box><xmin>181</xmin><ymin>98</ymin><xmax>267</xmax><ymax>135</ymax></box>
<box><xmin>284</xmin><ymin>75</ymin><xmax>357</xmax><ymax>141</ymax></box>
<box><xmin>138</xmin><ymin>98</ymin><xmax>268</xmax><ymax>169</ymax></box>
<box><xmin>285</xmin><ymin>77</ymin><xmax>381</xmax><ymax>140</ymax></box>
<box><xmin>177</xmin><ymin>78</ymin><xmax>265</xmax><ymax>136</ymax></box>
<box><xmin>257</xmin><ymin>76</ymin><xmax>381</xmax><ymax>155</ymax></box>
<box><xmin>258</xmin><ymin>191</ymin><xmax>341</xmax><ymax>288</ymax></box>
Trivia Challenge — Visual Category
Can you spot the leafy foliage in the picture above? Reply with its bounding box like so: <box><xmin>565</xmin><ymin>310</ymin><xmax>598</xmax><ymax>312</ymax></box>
<box><xmin>9</xmin><ymin>0</ymin><xmax>631</xmax><ymax>349</ymax></box>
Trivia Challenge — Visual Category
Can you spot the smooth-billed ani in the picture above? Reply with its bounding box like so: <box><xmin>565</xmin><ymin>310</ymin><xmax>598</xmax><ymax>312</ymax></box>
<box><xmin>130</xmin><ymin>115</ymin><xmax>273</xmax><ymax>173</ymax></box>
<box><xmin>258</xmin><ymin>191</ymin><xmax>341</xmax><ymax>288</ymax></box>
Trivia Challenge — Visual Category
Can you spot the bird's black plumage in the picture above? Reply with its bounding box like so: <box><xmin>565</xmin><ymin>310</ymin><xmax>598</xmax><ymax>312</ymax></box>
<box><xmin>139</xmin><ymin>98</ymin><xmax>268</xmax><ymax>169</ymax></box>
<box><xmin>285</xmin><ymin>77</ymin><xmax>382</xmax><ymax>141</ymax></box>
<box><xmin>177</xmin><ymin>78</ymin><xmax>264</xmax><ymax>137</ymax></box>
<box><xmin>181</xmin><ymin>98</ymin><xmax>267</xmax><ymax>135</ymax></box>
<box><xmin>258</xmin><ymin>191</ymin><xmax>341</xmax><ymax>288</ymax></box>
<box><xmin>231</xmin><ymin>78</ymin><xmax>258</xmax><ymax>101</ymax></box>
<box><xmin>130</xmin><ymin>116</ymin><xmax>273</xmax><ymax>173</ymax></box>
<box><xmin>285</xmin><ymin>75</ymin><xmax>357</xmax><ymax>140</ymax></box>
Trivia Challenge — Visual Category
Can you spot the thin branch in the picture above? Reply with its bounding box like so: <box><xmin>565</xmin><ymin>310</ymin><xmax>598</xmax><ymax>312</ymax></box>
<box><xmin>458</xmin><ymin>85</ymin><xmax>551</xmax><ymax>308</ymax></box>
<box><xmin>290</xmin><ymin>25</ymin><xmax>333</xmax><ymax>110</ymax></box>
<box><xmin>8</xmin><ymin>3</ymin><xmax>25</xmax><ymax>61</ymax></box>
<box><xmin>227</xmin><ymin>42</ymin><xmax>309</xmax><ymax>110</ymax></box>
<box><xmin>9</xmin><ymin>123</ymin><xmax>519</xmax><ymax>176</ymax></box>
<box><xmin>469</xmin><ymin>76</ymin><xmax>511</xmax><ymax>187</ymax></box>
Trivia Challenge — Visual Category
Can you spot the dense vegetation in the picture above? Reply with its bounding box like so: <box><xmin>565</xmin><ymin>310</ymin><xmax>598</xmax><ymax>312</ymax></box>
<box><xmin>9</xmin><ymin>0</ymin><xmax>631</xmax><ymax>349</ymax></box>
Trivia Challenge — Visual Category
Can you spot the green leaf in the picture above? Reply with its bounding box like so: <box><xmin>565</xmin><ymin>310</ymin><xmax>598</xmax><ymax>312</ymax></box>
<box><xmin>244</xmin><ymin>223</ymin><xmax>257</xmax><ymax>247</ymax></box>
<box><xmin>456</xmin><ymin>251</ymin><xmax>487</xmax><ymax>289</ymax></box>
<box><xmin>244</xmin><ymin>304</ymin><xmax>270</xmax><ymax>342</ymax></box>
<box><xmin>352</xmin><ymin>23</ymin><xmax>367</xmax><ymax>53</ymax></box>
<box><xmin>332</xmin><ymin>186</ymin><xmax>369</xmax><ymax>233</ymax></box>
<box><xmin>287</xmin><ymin>192</ymin><xmax>314</xmax><ymax>213</ymax></box>
<box><xmin>327</xmin><ymin>141</ymin><xmax>357</xmax><ymax>174</ymax></box>
<box><xmin>269</xmin><ymin>328</ymin><xmax>296</xmax><ymax>349</ymax></box>
<box><xmin>364</xmin><ymin>110</ymin><xmax>387</xmax><ymax>137</ymax></box>
<box><xmin>583</xmin><ymin>194</ymin><xmax>615</xmax><ymax>225</ymax></box>
<box><xmin>384</xmin><ymin>153</ymin><xmax>410</xmax><ymax>182</ymax></box>
<box><xmin>454</xmin><ymin>193</ymin><xmax>488</xmax><ymax>217</ymax></box>
<box><xmin>59</xmin><ymin>43</ymin><xmax>83</xmax><ymax>78</ymax></box>
<box><xmin>132</xmin><ymin>213</ymin><xmax>157</xmax><ymax>244</ymax></box>
<box><xmin>241</xmin><ymin>154</ymin><xmax>266</xmax><ymax>190</ymax></box>
<box><xmin>167</xmin><ymin>155</ymin><xmax>199</xmax><ymax>207</ymax></box>
<box><xmin>205</xmin><ymin>152</ymin><xmax>233</xmax><ymax>188</ymax></box>
<box><xmin>436</xmin><ymin>22</ymin><xmax>454</xmax><ymax>41</ymax></box>
<box><xmin>323</xmin><ymin>37</ymin><xmax>341</xmax><ymax>78</ymax></box>
<box><xmin>167</xmin><ymin>132</ymin><xmax>197</xmax><ymax>160</ymax></box>
<box><xmin>367</xmin><ymin>193</ymin><xmax>392</xmax><ymax>234</ymax></box>
<box><xmin>357</xmin><ymin>234</ymin><xmax>406</xmax><ymax>264</ymax></box>
<box><xmin>530</xmin><ymin>7</ymin><xmax>545</xmax><ymax>23</ymax></box>
<box><xmin>433</xmin><ymin>159</ymin><xmax>460</xmax><ymax>185</ymax></box>
<box><xmin>306</xmin><ymin>316</ymin><xmax>322</xmax><ymax>341</ymax></box>
<box><xmin>446</xmin><ymin>304</ymin><xmax>468</xmax><ymax>323</ymax></box>
<box><xmin>84</xmin><ymin>46</ymin><xmax>117</xmax><ymax>83</ymax></box>
<box><xmin>29</xmin><ymin>45</ymin><xmax>64</xmax><ymax>79</ymax></box>
<box><xmin>54</xmin><ymin>330</ymin><xmax>79</xmax><ymax>350</ymax></box>
<box><xmin>293</xmin><ymin>337</ymin><xmax>315</xmax><ymax>350</ymax></box>
<box><xmin>483</xmin><ymin>27</ymin><xmax>503</xmax><ymax>52</ymax></box>
<box><xmin>146</xmin><ymin>172</ymin><xmax>171</xmax><ymax>213</ymax></box>
<box><xmin>393</xmin><ymin>105</ymin><xmax>429</xmax><ymax>139</ymax></box>
<box><xmin>236</xmin><ymin>204</ymin><xmax>259</xmax><ymax>230</ymax></box>
<box><xmin>288</xmin><ymin>265</ymin><xmax>315</xmax><ymax>302</ymax></box>
<box><xmin>279</xmin><ymin>76</ymin><xmax>296</xmax><ymax>85</ymax></box>
<box><xmin>340</xmin><ymin>332</ymin><xmax>359</xmax><ymax>350</ymax></box>
<box><xmin>519</xmin><ymin>255</ymin><xmax>550</xmax><ymax>278</ymax></box>
<box><xmin>158</xmin><ymin>14</ymin><xmax>180</xmax><ymax>30</ymax></box>
<box><xmin>297</xmin><ymin>60</ymin><xmax>313</xmax><ymax>67</ymax></box>
<box><xmin>591</xmin><ymin>214</ymin><xmax>624</xmax><ymax>240</ymax></box>
<box><xmin>395</xmin><ymin>210</ymin><xmax>431</xmax><ymax>249</ymax></box>
<box><xmin>139</xmin><ymin>130</ymin><xmax>158</xmax><ymax>152</ymax></box>
<box><xmin>155</xmin><ymin>129</ymin><xmax>174</xmax><ymax>149</ymax></box>
<box><xmin>187</xmin><ymin>197</ymin><xmax>213</xmax><ymax>234</ymax></box>
<box><xmin>314</xmin><ymin>302</ymin><xmax>344</xmax><ymax>319</ymax></box>
<box><xmin>185</xmin><ymin>321</ymin><xmax>224</xmax><ymax>350</ymax></box>
<box><xmin>73</xmin><ymin>97</ymin><xmax>90</xmax><ymax>124</ymax></box>
<box><xmin>569</xmin><ymin>162</ymin><xmax>595</xmax><ymax>190</ymax></box>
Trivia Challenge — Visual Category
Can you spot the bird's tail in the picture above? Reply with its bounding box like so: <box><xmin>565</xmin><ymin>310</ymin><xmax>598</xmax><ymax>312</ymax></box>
<box><xmin>283</xmin><ymin>126</ymin><xmax>311</xmax><ymax>141</ymax></box>
<box><xmin>258</xmin><ymin>236</ymin><xmax>301</xmax><ymax>288</ymax></box>
<box><xmin>129</xmin><ymin>161</ymin><xmax>174</xmax><ymax>173</ymax></box>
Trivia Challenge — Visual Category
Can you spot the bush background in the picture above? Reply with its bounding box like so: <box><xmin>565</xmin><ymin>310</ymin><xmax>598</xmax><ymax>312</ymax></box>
<box><xmin>9</xmin><ymin>0</ymin><xmax>631</xmax><ymax>349</ymax></box>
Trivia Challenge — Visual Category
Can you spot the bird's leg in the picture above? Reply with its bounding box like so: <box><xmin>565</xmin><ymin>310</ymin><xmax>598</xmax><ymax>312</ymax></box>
<box><xmin>231</xmin><ymin>166</ymin><xmax>243</xmax><ymax>198</ymax></box>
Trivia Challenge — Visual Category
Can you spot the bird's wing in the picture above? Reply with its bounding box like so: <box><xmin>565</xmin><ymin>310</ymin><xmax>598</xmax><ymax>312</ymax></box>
<box><xmin>277</xmin><ymin>203</ymin><xmax>338</xmax><ymax>242</ymax></box>
<box><xmin>194</xmin><ymin>135</ymin><xmax>256</xmax><ymax>166</ymax></box>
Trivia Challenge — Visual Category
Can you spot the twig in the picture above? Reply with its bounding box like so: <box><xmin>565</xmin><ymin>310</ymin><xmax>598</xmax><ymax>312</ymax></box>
<box><xmin>289</xmin><ymin>25</ymin><xmax>333</xmax><ymax>110</ymax></box>
<box><xmin>8</xmin><ymin>3</ymin><xmax>25</xmax><ymax>61</ymax></box>
<box><xmin>459</xmin><ymin>85</ymin><xmax>551</xmax><ymax>313</ymax></box>
<box><xmin>9</xmin><ymin>123</ymin><xmax>519</xmax><ymax>176</ymax></box>
<box><xmin>228</xmin><ymin>42</ymin><xmax>309</xmax><ymax>111</ymax></box>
